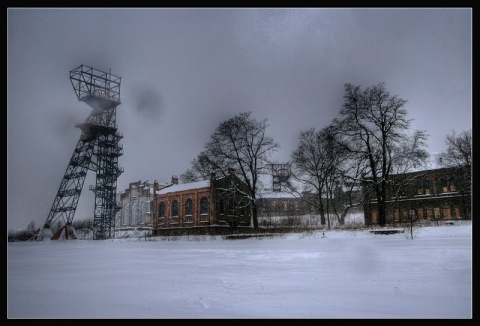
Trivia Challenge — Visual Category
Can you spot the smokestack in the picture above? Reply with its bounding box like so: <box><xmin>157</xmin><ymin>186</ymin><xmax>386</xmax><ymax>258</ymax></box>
<box><xmin>171</xmin><ymin>175</ymin><xmax>178</xmax><ymax>185</ymax></box>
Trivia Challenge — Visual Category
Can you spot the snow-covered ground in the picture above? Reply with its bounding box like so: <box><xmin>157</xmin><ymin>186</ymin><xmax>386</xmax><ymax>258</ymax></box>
<box><xmin>7</xmin><ymin>221</ymin><xmax>472</xmax><ymax>319</ymax></box>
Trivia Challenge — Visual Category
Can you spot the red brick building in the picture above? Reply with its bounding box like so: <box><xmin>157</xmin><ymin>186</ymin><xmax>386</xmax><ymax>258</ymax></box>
<box><xmin>363</xmin><ymin>166</ymin><xmax>471</xmax><ymax>226</ymax></box>
<box><xmin>153</xmin><ymin>169</ymin><xmax>251</xmax><ymax>233</ymax></box>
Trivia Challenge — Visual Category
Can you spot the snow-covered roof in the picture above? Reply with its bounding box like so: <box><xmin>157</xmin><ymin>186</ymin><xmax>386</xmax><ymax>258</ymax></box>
<box><xmin>156</xmin><ymin>180</ymin><xmax>210</xmax><ymax>195</ymax></box>
<box><xmin>260</xmin><ymin>191</ymin><xmax>299</xmax><ymax>199</ymax></box>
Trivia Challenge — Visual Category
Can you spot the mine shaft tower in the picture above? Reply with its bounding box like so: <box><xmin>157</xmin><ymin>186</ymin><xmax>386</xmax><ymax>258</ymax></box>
<box><xmin>270</xmin><ymin>163</ymin><xmax>291</xmax><ymax>192</ymax></box>
<box><xmin>39</xmin><ymin>65</ymin><xmax>123</xmax><ymax>240</ymax></box>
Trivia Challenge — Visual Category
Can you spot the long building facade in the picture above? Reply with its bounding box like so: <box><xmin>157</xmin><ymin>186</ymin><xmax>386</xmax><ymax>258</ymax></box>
<box><xmin>363</xmin><ymin>166</ymin><xmax>471</xmax><ymax>226</ymax></box>
<box><xmin>117</xmin><ymin>166</ymin><xmax>470</xmax><ymax>231</ymax></box>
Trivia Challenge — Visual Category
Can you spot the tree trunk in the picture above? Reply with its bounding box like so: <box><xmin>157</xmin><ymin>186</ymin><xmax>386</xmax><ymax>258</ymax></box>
<box><xmin>251</xmin><ymin>200</ymin><xmax>259</xmax><ymax>229</ymax></box>
<box><xmin>318</xmin><ymin>193</ymin><xmax>326</xmax><ymax>225</ymax></box>
<box><xmin>378</xmin><ymin>201</ymin><xmax>387</xmax><ymax>226</ymax></box>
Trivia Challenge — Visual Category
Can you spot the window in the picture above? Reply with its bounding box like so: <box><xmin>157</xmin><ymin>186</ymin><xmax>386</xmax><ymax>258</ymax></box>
<box><xmin>394</xmin><ymin>209</ymin><xmax>400</xmax><ymax>221</ymax></box>
<box><xmin>271</xmin><ymin>200</ymin><xmax>277</xmax><ymax>212</ymax></box>
<box><xmin>131</xmin><ymin>203</ymin><xmax>138</xmax><ymax>224</ymax></box>
<box><xmin>228</xmin><ymin>198</ymin><xmax>235</xmax><ymax>216</ymax></box>
<box><xmin>218</xmin><ymin>199</ymin><xmax>224</xmax><ymax>215</ymax></box>
<box><xmin>417</xmin><ymin>180</ymin><xmax>423</xmax><ymax>194</ymax></box>
<box><xmin>426</xmin><ymin>208</ymin><xmax>434</xmax><ymax>219</ymax></box>
<box><xmin>158</xmin><ymin>202</ymin><xmax>166</xmax><ymax>217</ymax></box>
<box><xmin>441</xmin><ymin>178</ymin><xmax>449</xmax><ymax>193</ymax></box>
<box><xmin>454</xmin><ymin>207</ymin><xmax>461</xmax><ymax>218</ymax></box>
<box><xmin>172</xmin><ymin>200</ymin><xmax>179</xmax><ymax>217</ymax></box>
<box><xmin>141</xmin><ymin>201</ymin><xmax>150</xmax><ymax>214</ymax></box>
<box><xmin>157</xmin><ymin>201</ymin><xmax>166</xmax><ymax>226</ymax></box>
<box><xmin>261</xmin><ymin>201</ymin><xmax>268</xmax><ymax>213</ymax></box>
<box><xmin>417</xmin><ymin>179</ymin><xmax>431</xmax><ymax>195</ymax></box>
<box><xmin>449</xmin><ymin>177</ymin><xmax>456</xmax><ymax>192</ymax></box>
<box><xmin>442</xmin><ymin>207</ymin><xmax>451</xmax><ymax>219</ymax></box>
<box><xmin>123</xmin><ymin>204</ymin><xmax>128</xmax><ymax>225</ymax></box>
<box><xmin>185</xmin><ymin>198</ymin><xmax>193</xmax><ymax>216</ymax></box>
<box><xmin>393</xmin><ymin>183</ymin><xmax>406</xmax><ymax>198</ymax></box>
<box><xmin>200</xmin><ymin>197</ymin><xmax>208</xmax><ymax>215</ymax></box>
<box><xmin>424</xmin><ymin>180</ymin><xmax>431</xmax><ymax>194</ymax></box>
<box><xmin>417</xmin><ymin>208</ymin><xmax>424</xmax><ymax>220</ymax></box>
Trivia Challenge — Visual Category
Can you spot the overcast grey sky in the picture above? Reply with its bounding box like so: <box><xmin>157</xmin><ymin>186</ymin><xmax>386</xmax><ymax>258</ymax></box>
<box><xmin>7</xmin><ymin>8</ymin><xmax>472</xmax><ymax>231</ymax></box>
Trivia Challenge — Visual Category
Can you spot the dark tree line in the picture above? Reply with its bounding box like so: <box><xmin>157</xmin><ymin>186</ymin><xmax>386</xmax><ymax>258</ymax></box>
<box><xmin>179</xmin><ymin>83</ymin><xmax>468</xmax><ymax>229</ymax></box>
<box><xmin>332</xmin><ymin>83</ymin><xmax>430</xmax><ymax>226</ymax></box>
<box><xmin>11</xmin><ymin>83</ymin><xmax>471</xmax><ymax>237</ymax></box>
<box><xmin>287</xmin><ymin>83</ymin><xmax>430</xmax><ymax>227</ymax></box>
<box><xmin>8</xmin><ymin>218</ymin><xmax>94</xmax><ymax>242</ymax></box>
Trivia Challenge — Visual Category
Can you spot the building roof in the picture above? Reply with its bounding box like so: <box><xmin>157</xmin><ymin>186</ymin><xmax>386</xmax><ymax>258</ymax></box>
<box><xmin>260</xmin><ymin>191</ymin><xmax>299</xmax><ymax>199</ymax></box>
<box><xmin>155</xmin><ymin>180</ymin><xmax>210</xmax><ymax>195</ymax></box>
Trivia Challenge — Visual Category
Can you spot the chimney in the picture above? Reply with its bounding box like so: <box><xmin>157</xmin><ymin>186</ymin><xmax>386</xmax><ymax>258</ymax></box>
<box><xmin>227</xmin><ymin>167</ymin><xmax>235</xmax><ymax>175</ymax></box>
<box><xmin>171</xmin><ymin>175</ymin><xmax>179</xmax><ymax>185</ymax></box>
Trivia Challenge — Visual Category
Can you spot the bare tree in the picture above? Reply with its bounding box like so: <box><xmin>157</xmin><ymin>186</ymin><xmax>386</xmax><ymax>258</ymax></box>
<box><xmin>289</xmin><ymin>127</ymin><xmax>330</xmax><ymax>226</ymax></box>
<box><xmin>391</xmin><ymin>130</ymin><xmax>430</xmax><ymax>175</ymax></box>
<box><xmin>436</xmin><ymin>129</ymin><xmax>472</xmax><ymax>169</ymax></box>
<box><xmin>328</xmin><ymin>151</ymin><xmax>366</xmax><ymax>227</ymax></box>
<box><xmin>333</xmin><ymin>82</ymin><xmax>429</xmax><ymax>226</ymax></box>
<box><xmin>181</xmin><ymin>157</ymin><xmax>215</xmax><ymax>183</ymax></box>
<box><xmin>181</xmin><ymin>112</ymin><xmax>280</xmax><ymax>229</ymax></box>
<box><xmin>388</xmin><ymin>130</ymin><xmax>430</xmax><ymax>229</ymax></box>
<box><xmin>289</xmin><ymin>125</ymin><xmax>367</xmax><ymax>228</ymax></box>
<box><xmin>435</xmin><ymin>129</ymin><xmax>472</xmax><ymax>217</ymax></box>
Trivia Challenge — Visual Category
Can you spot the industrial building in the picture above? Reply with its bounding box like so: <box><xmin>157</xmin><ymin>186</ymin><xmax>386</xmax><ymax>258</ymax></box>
<box><xmin>152</xmin><ymin>168</ymin><xmax>251</xmax><ymax>234</ymax></box>
<box><xmin>363</xmin><ymin>166</ymin><xmax>471</xmax><ymax>226</ymax></box>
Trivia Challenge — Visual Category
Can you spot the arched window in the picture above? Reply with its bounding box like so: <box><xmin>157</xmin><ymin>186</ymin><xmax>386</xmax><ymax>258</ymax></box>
<box><xmin>172</xmin><ymin>200</ymin><xmax>179</xmax><ymax>217</ymax></box>
<box><xmin>158</xmin><ymin>202</ymin><xmax>166</xmax><ymax>217</ymax></box>
<box><xmin>185</xmin><ymin>198</ymin><xmax>193</xmax><ymax>216</ymax></box>
<box><xmin>200</xmin><ymin>197</ymin><xmax>208</xmax><ymax>215</ymax></box>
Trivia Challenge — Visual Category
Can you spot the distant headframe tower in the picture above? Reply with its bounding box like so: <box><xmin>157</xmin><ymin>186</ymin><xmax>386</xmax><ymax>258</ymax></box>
<box><xmin>270</xmin><ymin>163</ymin><xmax>291</xmax><ymax>192</ymax></box>
<box><xmin>37</xmin><ymin>65</ymin><xmax>124</xmax><ymax>240</ymax></box>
